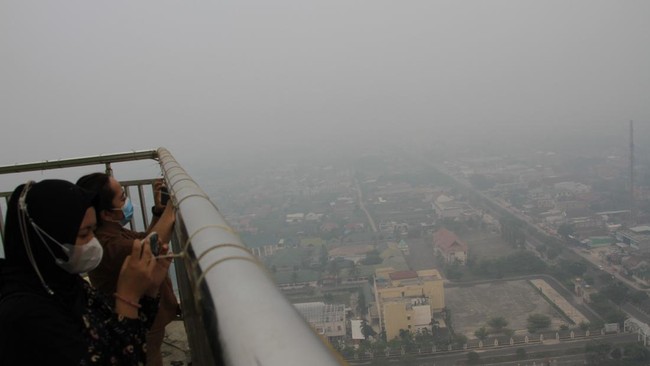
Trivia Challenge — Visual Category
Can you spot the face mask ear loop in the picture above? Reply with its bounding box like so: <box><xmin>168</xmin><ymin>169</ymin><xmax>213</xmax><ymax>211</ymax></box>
<box><xmin>17</xmin><ymin>182</ymin><xmax>55</xmax><ymax>295</ymax></box>
<box><xmin>29</xmin><ymin>220</ymin><xmax>70</xmax><ymax>264</ymax></box>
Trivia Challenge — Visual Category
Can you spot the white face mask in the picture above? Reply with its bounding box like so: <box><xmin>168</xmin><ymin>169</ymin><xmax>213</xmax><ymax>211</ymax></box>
<box><xmin>28</xmin><ymin>221</ymin><xmax>104</xmax><ymax>274</ymax></box>
<box><xmin>54</xmin><ymin>238</ymin><xmax>104</xmax><ymax>274</ymax></box>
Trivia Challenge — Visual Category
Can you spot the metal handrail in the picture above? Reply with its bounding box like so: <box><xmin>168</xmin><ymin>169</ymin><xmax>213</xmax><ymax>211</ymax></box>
<box><xmin>0</xmin><ymin>148</ymin><xmax>345</xmax><ymax>366</ymax></box>
<box><xmin>157</xmin><ymin>148</ymin><xmax>344</xmax><ymax>365</ymax></box>
<box><xmin>0</xmin><ymin>150</ymin><xmax>158</xmax><ymax>175</ymax></box>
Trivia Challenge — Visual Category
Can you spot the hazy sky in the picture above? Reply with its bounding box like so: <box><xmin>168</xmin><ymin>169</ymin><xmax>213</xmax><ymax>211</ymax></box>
<box><xmin>1</xmin><ymin>1</ymin><xmax>649</xmax><ymax>171</ymax></box>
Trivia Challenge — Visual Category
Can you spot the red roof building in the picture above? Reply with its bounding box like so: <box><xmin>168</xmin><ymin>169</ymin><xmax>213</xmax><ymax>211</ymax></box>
<box><xmin>388</xmin><ymin>270</ymin><xmax>418</xmax><ymax>281</ymax></box>
<box><xmin>433</xmin><ymin>228</ymin><xmax>468</xmax><ymax>265</ymax></box>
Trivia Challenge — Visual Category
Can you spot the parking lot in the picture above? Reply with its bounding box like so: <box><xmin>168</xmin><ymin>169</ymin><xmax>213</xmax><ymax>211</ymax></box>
<box><xmin>445</xmin><ymin>279</ymin><xmax>569</xmax><ymax>337</ymax></box>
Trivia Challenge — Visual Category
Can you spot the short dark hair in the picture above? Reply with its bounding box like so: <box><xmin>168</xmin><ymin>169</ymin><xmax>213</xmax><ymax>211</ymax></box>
<box><xmin>76</xmin><ymin>172</ymin><xmax>116</xmax><ymax>225</ymax></box>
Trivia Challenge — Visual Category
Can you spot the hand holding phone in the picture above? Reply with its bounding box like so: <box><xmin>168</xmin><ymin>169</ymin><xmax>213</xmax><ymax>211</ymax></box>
<box><xmin>146</xmin><ymin>232</ymin><xmax>160</xmax><ymax>256</ymax></box>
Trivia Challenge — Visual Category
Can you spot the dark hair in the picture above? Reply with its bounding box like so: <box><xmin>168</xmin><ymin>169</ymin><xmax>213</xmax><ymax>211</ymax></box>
<box><xmin>2</xmin><ymin>180</ymin><xmax>95</xmax><ymax>291</ymax></box>
<box><xmin>76</xmin><ymin>173</ymin><xmax>115</xmax><ymax>225</ymax></box>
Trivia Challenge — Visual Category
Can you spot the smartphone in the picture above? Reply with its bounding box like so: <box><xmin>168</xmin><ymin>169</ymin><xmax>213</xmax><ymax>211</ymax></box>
<box><xmin>160</xmin><ymin>186</ymin><xmax>170</xmax><ymax>206</ymax></box>
<box><xmin>147</xmin><ymin>232</ymin><xmax>160</xmax><ymax>256</ymax></box>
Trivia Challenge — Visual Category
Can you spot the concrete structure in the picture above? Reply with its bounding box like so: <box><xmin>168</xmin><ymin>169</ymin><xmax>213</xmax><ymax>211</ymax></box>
<box><xmin>573</xmin><ymin>278</ymin><xmax>596</xmax><ymax>303</ymax></box>
<box><xmin>350</xmin><ymin>319</ymin><xmax>365</xmax><ymax>342</ymax></box>
<box><xmin>249</xmin><ymin>239</ymin><xmax>286</xmax><ymax>257</ymax></box>
<box><xmin>294</xmin><ymin>302</ymin><xmax>346</xmax><ymax>341</ymax></box>
<box><xmin>433</xmin><ymin>228</ymin><xmax>468</xmax><ymax>265</ymax></box>
<box><xmin>432</xmin><ymin>195</ymin><xmax>464</xmax><ymax>219</ymax></box>
<box><xmin>373</xmin><ymin>268</ymin><xmax>445</xmax><ymax>341</ymax></box>
<box><xmin>617</xmin><ymin>225</ymin><xmax>650</xmax><ymax>250</ymax></box>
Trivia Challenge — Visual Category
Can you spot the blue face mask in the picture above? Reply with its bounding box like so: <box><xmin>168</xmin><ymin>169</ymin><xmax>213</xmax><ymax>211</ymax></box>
<box><xmin>113</xmin><ymin>197</ymin><xmax>134</xmax><ymax>226</ymax></box>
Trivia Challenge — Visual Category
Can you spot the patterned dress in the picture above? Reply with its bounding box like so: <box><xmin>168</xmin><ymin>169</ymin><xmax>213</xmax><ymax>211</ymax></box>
<box><xmin>82</xmin><ymin>281</ymin><xmax>159</xmax><ymax>365</ymax></box>
<box><xmin>0</xmin><ymin>279</ymin><xmax>159</xmax><ymax>365</ymax></box>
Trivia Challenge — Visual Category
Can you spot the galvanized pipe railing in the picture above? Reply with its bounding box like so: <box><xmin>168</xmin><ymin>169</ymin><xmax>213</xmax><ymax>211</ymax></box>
<box><xmin>0</xmin><ymin>148</ymin><xmax>345</xmax><ymax>366</ymax></box>
<box><xmin>157</xmin><ymin>148</ymin><xmax>343</xmax><ymax>365</ymax></box>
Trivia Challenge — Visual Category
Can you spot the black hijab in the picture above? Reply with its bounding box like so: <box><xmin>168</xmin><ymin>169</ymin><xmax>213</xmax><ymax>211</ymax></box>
<box><xmin>0</xmin><ymin>180</ymin><xmax>96</xmax><ymax>307</ymax></box>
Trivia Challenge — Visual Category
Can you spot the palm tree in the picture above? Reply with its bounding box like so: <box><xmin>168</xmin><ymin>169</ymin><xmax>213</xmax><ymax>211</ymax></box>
<box><xmin>350</xmin><ymin>261</ymin><xmax>361</xmax><ymax>279</ymax></box>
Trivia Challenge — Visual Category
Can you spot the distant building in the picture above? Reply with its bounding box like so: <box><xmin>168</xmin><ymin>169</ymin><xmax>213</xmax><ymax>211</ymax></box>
<box><xmin>249</xmin><ymin>239</ymin><xmax>286</xmax><ymax>257</ymax></box>
<box><xmin>286</xmin><ymin>213</ymin><xmax>305</xmax><ymax>223</ymax></box>
<box><xmin>617</xmin><ymin>225</ymin><xmax>650</xmax><ymax>251</ymax></box>
<box><xmin>573</xmin><ymin>278</ymin><xmax>596</xmax><ymax>303</ymax></box>
<box><xmin>328</xmin><ymin>244</ymin><xmax>374</xmax><ymax>263</ymax></box>
<box><xmin>294</xmin><ymin>302</ymin><xmax>346</xmax><ymax>341</ymax></box>
<box><xmin>432</xmin><ymin>195</ymin><xmax>463</xmax><ymax>219</ymax></box>
<box><xmin>350</xmin><ymin>319</ymin><xmax>365</xmax><ymax>342</ymax></box>
<box><xmin>554</xmin><ymin>181</ymin><xmax>591</xmax><ymax>194</ymax></box>
<box><xmin>432</xmin><ymin>228</ymin><xmax>468</xmax><ymax>265</ymax></box>
<box><xmin>397</xmin><ymin>240</ymin><xmax>409</xmax><ymax>256</ymax></box>
<box><xmin>373</xmin><ymin>268</ymin><xmax>445</xmax><ymax>341</ymax></box>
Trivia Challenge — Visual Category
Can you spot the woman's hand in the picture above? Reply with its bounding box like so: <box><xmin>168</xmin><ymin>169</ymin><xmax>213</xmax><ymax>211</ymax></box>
<box><xmin>152</xmin><ymin>179</ymin><xmax>167</xmax><ymax>210</ymax></box>
<box><xmin>116</xmin><ymin>239</ymin><xmax>154</xmax><ymax>299</ymax></box>
<box><xmin>145</xmin><ymin>243</ymin><xmax>173</xmax><ymax>297</ymax></box>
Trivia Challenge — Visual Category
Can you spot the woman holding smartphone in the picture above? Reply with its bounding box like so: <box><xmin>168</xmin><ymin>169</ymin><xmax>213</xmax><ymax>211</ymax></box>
<box><xmin>0</xmin><ymin>179</ymin><xmax>172</xmax><ymax>365</ymax></box>
<box><xmin>76</xmin><ymin>173</ymin><xmax>178</xmax><ymax>366</ymax></box>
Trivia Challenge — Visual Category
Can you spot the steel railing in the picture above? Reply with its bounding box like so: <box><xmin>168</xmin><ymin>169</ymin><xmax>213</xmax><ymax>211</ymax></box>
<box><xmin>0</xmin><ymin>148</ymin><xmax>345</xmax><ymax>366</ymax></box>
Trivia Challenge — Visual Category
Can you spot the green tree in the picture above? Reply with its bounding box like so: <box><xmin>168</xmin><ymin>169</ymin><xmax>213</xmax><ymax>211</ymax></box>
<box><xmin>566</xmin><ymin>261</ymin><xmax>588</xmax><ymax>277</ymax></box>
<box><xmin>488</xmin><ymin>316</ymin><xmax>508</xmax><ymax>332</ymax></box>
<box><xmin>349</xmin><ymin>261</ymin><xmax>361</xmax><ymax>278</ymax></box>
<box><xmin>624</xmin><ymin>343</ymin><xmax>650</xmax><ymax>362</ymax></box>
<box><xmin>361</xmin><ymin>320</ymin><xmax>376</xmax><ymax>339</ymax></box>
<box><xmin>446</xmin><ymin>262</ymin><xmax>463</xmax><ymax>280</ymax></box>
<box><xmin>319</xmin><ymin>244</ymin><xmax>328</xmax><ymax>267</ymax></box>
<box><xmin>557</xmin><ymin>223</ymin><xmax>575</xmax><ymax>238</ymax></box>
<box><xmin>452</xmin><ymin>334</ymin><xmax>468</xmax><ymax>348</ymax></box>
<box><xmin>585</xmin><ymin>342</ymin><xmax>612</xmax><ymax>364</ymax></box>
<box><xmin>467</xmin><ymin>351</ymin><xmax>480</xmax><ymax>365</ymax></box>
<box><xmin>601</xmin><ymin>282</ymin><xmax>629</xmax><ymax>305</ymax></box>
<box><xmin>357</xmin><ymin>288</ymin><xmax>367</xmax><ymax>315</ymax></box>
<box><xmin>527</xmin><ymin>314</ymin><xmax>551</xmax><ymax>333</ymax></box>
<box><xmin>474</xmin><ymin>327</ymin><xmax>488</xmax><ymax>341</ymax></box>
<box><xmin>629</xmin><ymin>289</ymin><xmax>649</xmax><ymax>304</ymax></box>
<box><xmin>362</xmin><ymin>250</ymin><xmax>383</xmax><ymax>265</ymax></box>
<box><xmin>398</xmin><ymin>329</ymin><xmax>414</xmax><ymax>346</ymax></box>
<box><xmin>546</xmin><ymin>246</ymin><xmax>561</xmax><ymax>260</ymax></box>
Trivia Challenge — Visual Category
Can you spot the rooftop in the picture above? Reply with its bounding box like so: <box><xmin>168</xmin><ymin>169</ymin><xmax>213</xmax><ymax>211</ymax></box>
<box><xmin>433</xmin><ymin>228</ymin><xmax>468</xmax><ymax>252</ymax></box>
<box><xmin>294</xmin><ymin>302</ymin><xmax>346</xmax><ymax>324</ymax></box>
<box><xmin>388</xmin><ymin>270</ymin><xmax>419</xmax><ymax>281</ymax></box>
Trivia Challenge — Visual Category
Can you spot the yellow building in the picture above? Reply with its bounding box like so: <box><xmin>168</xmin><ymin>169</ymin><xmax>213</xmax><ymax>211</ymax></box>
<box><xmin>373</xmin><ymin>268</ymin><xmax>445</xmax><ymax>341</ymax></box>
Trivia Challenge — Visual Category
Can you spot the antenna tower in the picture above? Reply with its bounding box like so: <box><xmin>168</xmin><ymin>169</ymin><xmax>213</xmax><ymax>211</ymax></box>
<box><xmin>630</xmin><ymin>120</ymin><xmax>635</xmax><ymax>225</ymax></box>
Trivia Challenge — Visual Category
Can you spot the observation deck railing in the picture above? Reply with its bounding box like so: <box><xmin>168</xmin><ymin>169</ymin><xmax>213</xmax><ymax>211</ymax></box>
<box><xmin>0</xmin><ymin>148</ymin><xmax>344</xmax><ymax>366</ymax></box>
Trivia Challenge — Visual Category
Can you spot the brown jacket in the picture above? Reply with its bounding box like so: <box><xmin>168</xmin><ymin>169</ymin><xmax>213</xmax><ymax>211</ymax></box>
<box><xmin>89</xmin><ymin>222</ymin><xmax>179</xmax><ymax>331</ymax></box>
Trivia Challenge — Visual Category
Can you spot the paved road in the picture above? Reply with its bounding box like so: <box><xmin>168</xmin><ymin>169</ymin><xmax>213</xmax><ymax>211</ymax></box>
<box><xmin>349</xmin><ymin>332</ymin><xmax>638</xmax><ymax>366</ymax></box>
<box><xmin>354</xmin><ymin>176</ymin><xmax>377</xmax><ymax>233</ymax></box>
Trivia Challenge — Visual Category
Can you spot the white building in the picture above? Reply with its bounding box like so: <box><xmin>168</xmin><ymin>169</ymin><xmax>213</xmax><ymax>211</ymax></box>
<box><xmin>294</xmin><ymin>302</ymin><xmax>346</xmax><ymax>340</ymax></box>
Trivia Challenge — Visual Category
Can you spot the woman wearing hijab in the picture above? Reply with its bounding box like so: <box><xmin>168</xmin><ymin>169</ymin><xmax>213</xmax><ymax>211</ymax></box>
<box><xmin>0</xmin><ymin>180</ymin><xmax>172</xmax><ymax>365</ymax></box>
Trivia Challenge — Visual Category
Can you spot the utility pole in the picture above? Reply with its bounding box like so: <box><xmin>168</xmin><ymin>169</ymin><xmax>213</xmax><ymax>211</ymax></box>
<box><xmin>630</xmin><ymin>120</ymin><xmax>635</xmax><ymax>225</ymax></box>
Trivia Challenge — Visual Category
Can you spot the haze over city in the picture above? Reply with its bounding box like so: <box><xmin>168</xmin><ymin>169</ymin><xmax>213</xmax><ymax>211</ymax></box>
<box><xmin>2</xmin><ymin>1</ymin><xmax>650</xmax><ymax>365</ymax></box>
<box><xmin>2</xmin><ymin>1</ymin><xmax>649</xmax><ymax>169</ymax></box>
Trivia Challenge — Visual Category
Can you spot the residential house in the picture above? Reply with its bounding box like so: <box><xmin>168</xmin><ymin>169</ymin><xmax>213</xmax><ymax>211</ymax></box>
<box><xmin>432</xmin><ymin>195</ymin><xmax>463</xmax><ymax>219</ymax></box>
<box><xmin>433</xmin><ymin>228</ymin><xmax>468</xmax><ymax>265</ymax></box>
